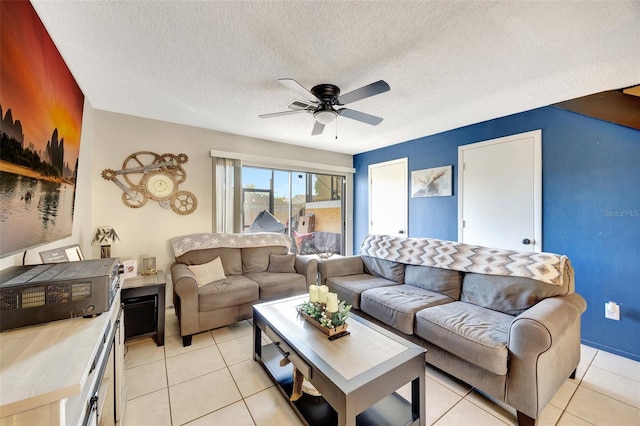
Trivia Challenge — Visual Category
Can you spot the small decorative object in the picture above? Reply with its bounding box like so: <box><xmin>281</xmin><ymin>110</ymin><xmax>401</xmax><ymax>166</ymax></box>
<box><xmin>91</xmin><ymin>226</ymin><xmax>120</xmax><ymax>258</ymax></box>
<box><xmin>411</xmin><ymin>165</ymin><xmax>453</xmax><ymax>197</ymax></box>
<box><xmin>101</xmin><ymin>151</ymin><xmax>198</xmax><ymax>215</ymax></box>
<box><xmin>121</xmin><ymin>259</ymin><xmax>137</xmax><ymax>279</ymax></box>
<box><xmin>141</xmin><ymin>256</ymin><xmax>157</xmax><ymax>275</ymax></box>
<box><xmin>309</xmin><ymin>247</ymin><xmax>335</xmax><ymax>260</ymax></box>
<box><xmin>308</xmin><ymin>284</ymin><xmax>319</xmax><ymax>302</ymax></box>
<box><xmin>317</xmin><ymin>284</ymin><xmax>329</xmax><ymax>304</ymax></box>
<box><xmin>298</xmin><ymin>290</ymin><xmax>352</xmax><ymax>337</ymax></box>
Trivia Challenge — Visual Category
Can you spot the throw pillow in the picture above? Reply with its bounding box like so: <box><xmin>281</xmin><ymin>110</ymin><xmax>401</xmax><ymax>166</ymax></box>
<box><xmin>268</xmin><ymin>253</ymin><xmax>296</xmax><ymax>273</ymax></box>
<box><xmin>188</xmin><ymin>257</ymin><xmax>226</xmax><ymax>287</ymax></box>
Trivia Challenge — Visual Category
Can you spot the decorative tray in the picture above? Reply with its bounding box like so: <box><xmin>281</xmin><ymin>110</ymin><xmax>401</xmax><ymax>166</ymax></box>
<box><xmin>301</xmin><ymin>311</ymin><xmax>348</xmax><ymax>337</ymax></box>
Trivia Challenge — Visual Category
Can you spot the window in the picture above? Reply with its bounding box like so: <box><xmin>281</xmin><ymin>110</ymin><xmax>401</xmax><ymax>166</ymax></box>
<box><xmin>242</xmin><ymin>166</ymin><xmax>344</xmax><ymax>255</ymax></box>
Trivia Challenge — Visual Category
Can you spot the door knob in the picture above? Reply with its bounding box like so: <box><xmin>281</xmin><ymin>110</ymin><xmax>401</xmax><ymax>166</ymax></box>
<box><xmin>522</xmin><ymin>238</ymin><xmax>532</xmax><ymax>245</ymax></box>
<box><xmin>398</xmin><ymin>230</ymin><xmax>405</xmax><ymax>234</ymax></box>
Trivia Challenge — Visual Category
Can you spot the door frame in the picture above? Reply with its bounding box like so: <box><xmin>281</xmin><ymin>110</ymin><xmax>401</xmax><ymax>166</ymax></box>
<box><xmin>457</xmin><ymin>130</ymin><xmax>542</xmax><ymax>252</ymax></box>
<box><xmin>368</xmin><ymin>158</ymin><xmax>408</xmax><ymax>236</ymax></box>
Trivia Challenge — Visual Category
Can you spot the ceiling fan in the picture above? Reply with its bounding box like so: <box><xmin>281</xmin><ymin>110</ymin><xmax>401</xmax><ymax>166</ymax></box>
<box><xmin>259</xmin><ymin>78</ymin><xmax>390</xmax><ymax>135</ymax></box>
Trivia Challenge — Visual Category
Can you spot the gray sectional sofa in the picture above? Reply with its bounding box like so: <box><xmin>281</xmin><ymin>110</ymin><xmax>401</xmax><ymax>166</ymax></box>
<box><xmin>319</xmin><ymin>234</ymin><xmax>586</xmax><ymax>426</ymax></box>
<box><xmin>170</xmin><ymin>233</ymin><xmax>317</xmax><ymax>346</ymax></box>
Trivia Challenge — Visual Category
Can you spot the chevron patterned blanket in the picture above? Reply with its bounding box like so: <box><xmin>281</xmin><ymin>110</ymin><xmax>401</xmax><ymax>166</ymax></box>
<box><xmin>360</xmin><ymin>234</ymin><xmax>570</xmax><ymax>286</ymax></box>
<box><xmin>172</xmin><ymin>233</ymin><xmax>292</xmax><ymax>257</ymax></box>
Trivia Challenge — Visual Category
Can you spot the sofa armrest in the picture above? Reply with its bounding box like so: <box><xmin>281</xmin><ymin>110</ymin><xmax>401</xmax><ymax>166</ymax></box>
<box><xmin>294</xmin><ymin>255</ymin><xmax>319</xmax><ymax>286</ymax></box>
<box><xmin>318</xmin><ymin>255</ymin><xmax>365</xmax><ymax>284</ymax></box>
<box><xmin>506</xmin><ymin>293</ymin><xmax>587</xmax><ymax>419</ymax></box>
<box><xmin>170</xmin><ymin>262</ymin><xmax>200</xmax><ymax>336</ymax></box>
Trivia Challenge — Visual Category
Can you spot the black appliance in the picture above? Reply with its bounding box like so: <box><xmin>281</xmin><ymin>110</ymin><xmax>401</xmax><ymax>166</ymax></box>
<box><xmin>0</xmin><ymin>258</ymin><xmax>120</xmax><ymax>331</ymax></box>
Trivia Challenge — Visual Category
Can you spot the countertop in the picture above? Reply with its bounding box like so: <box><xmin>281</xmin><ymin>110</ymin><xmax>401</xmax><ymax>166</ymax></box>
<box><xmin>0</xmin><ymin>292</ymin><xmax>116</xmax><ymax>418</ymax></box>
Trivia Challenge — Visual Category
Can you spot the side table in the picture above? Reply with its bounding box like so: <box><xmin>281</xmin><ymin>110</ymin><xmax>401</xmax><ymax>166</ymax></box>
<box><xmin>122</xmin><ymin>270</ymin><xmax>165</xmax><ymax>346</ymax></box>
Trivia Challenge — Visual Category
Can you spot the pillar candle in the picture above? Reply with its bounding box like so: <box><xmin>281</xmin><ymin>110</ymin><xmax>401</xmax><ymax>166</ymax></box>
<box><xmin>308</xmin><ymin>284</ymin><xmax>319</xmax><ymax>303</ymax></box>
<box><xmin>318</xmin><ymin>285</ymin><xmax>329</xmax><ymax>304</ymax></box>
<box><xmin>326</xmin><ymin>292</ymin><xmax>339</xmax><ymax>313</ymax></box>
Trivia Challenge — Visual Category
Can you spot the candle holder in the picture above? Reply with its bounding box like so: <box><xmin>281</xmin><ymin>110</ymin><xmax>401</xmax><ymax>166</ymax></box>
<box><xmin>298</xmin><ymin>300</ymin><xmax>352</xmax><ymax>337</ymax></box>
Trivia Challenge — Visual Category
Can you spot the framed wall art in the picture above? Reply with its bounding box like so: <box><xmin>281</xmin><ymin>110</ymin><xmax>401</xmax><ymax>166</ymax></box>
<box><xmin>411</xmin><ymin>165</ymin><xmax>453</xmax><ymax>197</ymax></box>
<box><xmin>1</xmin><ymin>1</ymin><xmax>85</xmax><ymax>258</ymax></box>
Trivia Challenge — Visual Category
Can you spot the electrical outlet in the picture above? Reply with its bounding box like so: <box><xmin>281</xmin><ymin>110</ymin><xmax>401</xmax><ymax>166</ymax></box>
<box><xmin>605</xmin><ymin>302</ymin><xmax>620</xmax><ymax>321</ymax></box>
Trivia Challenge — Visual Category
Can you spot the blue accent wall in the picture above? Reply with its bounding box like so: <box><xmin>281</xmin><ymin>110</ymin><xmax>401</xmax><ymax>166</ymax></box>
<box><xmin>353</xmin><ymin>106</ymin><xmax>640</xmax><ymax>361</ymax></box>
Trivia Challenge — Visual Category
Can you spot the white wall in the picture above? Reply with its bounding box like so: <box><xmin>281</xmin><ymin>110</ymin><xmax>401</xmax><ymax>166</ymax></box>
<box><xmin>90</xmin><ymin>110</ymin><xmax>353</xmax><ymax>275</ymax></box>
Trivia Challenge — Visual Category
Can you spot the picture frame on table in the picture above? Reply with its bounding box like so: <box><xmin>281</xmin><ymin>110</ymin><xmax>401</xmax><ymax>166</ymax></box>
<box><xmin>122</xmin><ymin>259</ymin><xmax>138</xmax><ymax>279</ymax></box>
<box><xmin>39</xmin><ymin>245</ymin><xmax>84</xmax><ymax>264</ymax></box>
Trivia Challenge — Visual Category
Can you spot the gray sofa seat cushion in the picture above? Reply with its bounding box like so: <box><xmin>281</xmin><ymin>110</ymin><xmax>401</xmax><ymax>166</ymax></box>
<box><xmin>461</xmin><ymin>273</ymin><xmax>570</xmax><ymax>315</ymax></box>
<box><xmin>242</xmin><ymin>246</ymin><xmax>288</xmax><ymax>273</ymax></box>
<box><xmin>244</xmin><ymin>272</ymin><xmax>306</xmax><ymax>300</ymax></box>
<box><xmin>404</xmin><ymin>264</ymin><xmax>462</xmax><ymax>300</ymax></box>
<box><xmin>176</xmin><ymin>247</ymin><xmax>243</xmax><ymax>275</ymax></box>
<box><xmin>414</xmin><ymin>301</ymin><xmax>514</xmax><ymax>375</ymax></box>
<box><xmin>360</xmin><ymin>285</ymin><xmax>455</xmax><ymax>335</ymax></box>
<box><xmin>326</xmin><ymin>273</ymin><xmax>398</xmax><ymax>309</ymax></box>
<box><xmin>361</xmin><ymin>256</ymin><xmax>406</xmax><ymax>283</ymax></box>
<box><xmin>198</xmin><ymin>275</ymin><xmax>259</xmax><ymax>311</ymax></box>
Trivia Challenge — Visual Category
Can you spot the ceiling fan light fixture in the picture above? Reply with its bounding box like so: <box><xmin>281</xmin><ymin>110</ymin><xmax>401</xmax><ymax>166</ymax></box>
<box><xmin>314</xmin><ymin>110</ymin><xmax>337</xmax><ymax>125</ymax></box>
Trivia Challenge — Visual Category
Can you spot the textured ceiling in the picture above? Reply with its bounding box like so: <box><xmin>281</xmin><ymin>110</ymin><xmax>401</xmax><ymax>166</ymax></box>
<box><xmin>31</xmin><ymin>1</ymin><xmax>640</xmax><ymax>155</ymax></box>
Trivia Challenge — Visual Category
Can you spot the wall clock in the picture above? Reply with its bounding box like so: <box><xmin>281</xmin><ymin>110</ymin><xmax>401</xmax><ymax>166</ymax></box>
<box><xmin>101</xmin><ymin>151</ymin><xmax>198</xmax><ymax>215</ymax></box>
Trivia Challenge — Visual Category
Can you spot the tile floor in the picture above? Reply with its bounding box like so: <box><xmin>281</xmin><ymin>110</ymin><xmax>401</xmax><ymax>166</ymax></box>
<box><xmin>123</xmin><ymin>308</ymin><xmax>640</xmax><ymax>426</ymax></box>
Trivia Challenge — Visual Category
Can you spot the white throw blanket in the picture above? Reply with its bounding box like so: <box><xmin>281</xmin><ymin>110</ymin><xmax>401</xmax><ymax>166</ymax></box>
<box><xmin>360</xmin><ymin>234</ymin><xmax>570</xmax><ymax>286</ymax></box>
<box><xmin>172</xmin><ymin>233</ymin><xmax>292</xmax><ymax>257</ymax></box>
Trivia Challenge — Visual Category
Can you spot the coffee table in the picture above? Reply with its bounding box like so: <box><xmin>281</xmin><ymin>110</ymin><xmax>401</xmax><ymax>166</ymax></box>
<box><xmin>253</xmin><ymin>295</ymin><xmax>426</xmax><ymax>426</ymax></box>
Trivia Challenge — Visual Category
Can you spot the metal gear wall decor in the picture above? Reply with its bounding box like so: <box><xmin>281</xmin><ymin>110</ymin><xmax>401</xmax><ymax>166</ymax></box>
<box><xmin>101</xmin><ymin>151</ymin><xmax>198</xmax><ymax>215</ymax></box>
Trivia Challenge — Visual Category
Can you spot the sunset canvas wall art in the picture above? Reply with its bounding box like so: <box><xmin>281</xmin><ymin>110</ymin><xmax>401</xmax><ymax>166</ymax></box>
<box><xmin>0</xmin><ymin>0</ymin><xmax>85</xmax><ymax>257</ymax></box>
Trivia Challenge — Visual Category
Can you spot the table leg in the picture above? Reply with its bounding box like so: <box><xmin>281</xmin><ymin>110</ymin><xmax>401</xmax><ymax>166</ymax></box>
<box><xmin>253</xmin><ymin>316</ymin><xmax>262</xmax><ymax>361</ymax></box>
<box><xmin>156</xmin><ymin>284</ymin><xmax>165</xmax><ymax>346</ymax></box>
<box><xmin>412</xmin><ymin>360</ymin><xmax>426</xmax><ymax>425</ymax></box>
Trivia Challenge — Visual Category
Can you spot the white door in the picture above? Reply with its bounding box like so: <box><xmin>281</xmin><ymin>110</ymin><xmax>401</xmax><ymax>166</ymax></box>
<box><xmin>369</xmin><ymin>158</ymin><xmax>408</xmax><ymax>237</ymax></box>
<box><xmin>458</xmin><ymin>130</ymin><xmax>541</xmax><ymax>252</ymax></box>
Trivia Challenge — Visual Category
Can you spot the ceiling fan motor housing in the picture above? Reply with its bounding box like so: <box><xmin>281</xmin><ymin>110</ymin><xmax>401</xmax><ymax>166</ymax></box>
<box><xmin>311</xmin><ymin>84</ymin><xmax>341</xmax><ymax>124</ymax></box>
<box><xmin>311</xmin><ymin>84</ymin><xmax>341</xmax><ymax>104</ymax></box>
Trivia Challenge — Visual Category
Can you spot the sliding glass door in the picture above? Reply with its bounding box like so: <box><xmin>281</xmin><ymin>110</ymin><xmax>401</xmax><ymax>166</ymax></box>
<box><xmin>242</xmin><ymin>166</ymin><xmax>345</xmax><ymax>255</ymax></box>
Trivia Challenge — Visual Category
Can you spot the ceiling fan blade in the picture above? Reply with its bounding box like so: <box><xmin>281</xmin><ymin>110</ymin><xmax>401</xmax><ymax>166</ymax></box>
<box><xmin>338</xmin><ymin>108</ymin><xmax>383</xmax><ymax>125</ymax></box>
<box><xmin>337</xmin><ymin>80</ymin><xmax>390</xmax><ymax>105</ymax></box>
<box><xmin>287</xmin><ymin>99</ymin><xmax>315</xmax><ymax>110</ymax></box>
<box><xmin>311</xmin><ymin>121</ymin><xmax>325</xmax><ymax>135</ymax></box>
<box><xmin>278</xmin><ymin>78</ymin><xmax>320</xmax><ymax>103</ymax></box>
<box><xmin>259</xmin><ymin>109</ymin><xmax>311</xmax><ymax>119</ymax></box>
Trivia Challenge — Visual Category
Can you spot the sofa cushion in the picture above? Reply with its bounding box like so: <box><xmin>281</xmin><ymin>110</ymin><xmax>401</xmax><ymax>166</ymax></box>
<box><xmin>188</xmin><ymin>257</ymin><xmax>226</xmax><ymax>287</ymax></box>
<box><xmin>361</xmin><ymin>285</ymin><xmax>454</xmax><ymax>335</ymax></box>
<box><xmin>361</xmin><ymin>256</ymin><xmax>405</xmax><ymax>283</ymax></box>
<box><xmin>268</xmin><ymin>253</ymin><xmax>296</xmax><ymax>273</ymax></box>
<box><xmin>198</xmin><ymin>275</ymin><xmax>259</xmax><ymax>311</ymax></box>
<box><xmin>414</xmin><ymin>301</ymin><xmax>514</xmax><ymax>375</ymax></box>
<box><xmin>244</xmin><ymin>272</ymin><xmax>306</xmax><ymax>300</ymax></box>
<box><xmin>461</xmin><ymin>273</ymin><xmax>569</xmax><ymax>315</ymax></box>
<box><xmin>404</xmin><ymin>265</ymin><xmax>462</xmax><ymax>300</ymax></box>
<box><xmin>242</xmin><ymin>246</ymin><xmax>288</xmax><ymax>273</ymax></box>
<box><xmin>326</xmin><ymin>274</ymin><xmax>398</xmax><ymax>309</ymax></box>
<box><xmin>176</xmin><ymin>247</ymin><xmax>243</xmax><ymax>276</ymax></box>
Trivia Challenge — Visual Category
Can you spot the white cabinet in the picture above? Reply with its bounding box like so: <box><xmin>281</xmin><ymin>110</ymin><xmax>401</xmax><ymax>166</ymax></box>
<box><xmin>0</xmin><ymin>290</ymin><xmax>126</xmax><ymax>425</ymax></box>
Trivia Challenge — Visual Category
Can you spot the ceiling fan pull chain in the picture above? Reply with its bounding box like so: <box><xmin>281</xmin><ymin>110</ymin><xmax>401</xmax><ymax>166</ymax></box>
<box><xmin>335</xmin><ymin>118</ymin><xmax>338</xmax><ymax>140</ymax></box>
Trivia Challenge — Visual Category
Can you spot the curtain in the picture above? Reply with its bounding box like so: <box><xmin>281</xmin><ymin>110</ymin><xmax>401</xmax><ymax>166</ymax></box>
<box><xmin>213</xmin><ymin>157</ymin><xmax>242</xmax><ymax>233</ymax></box>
